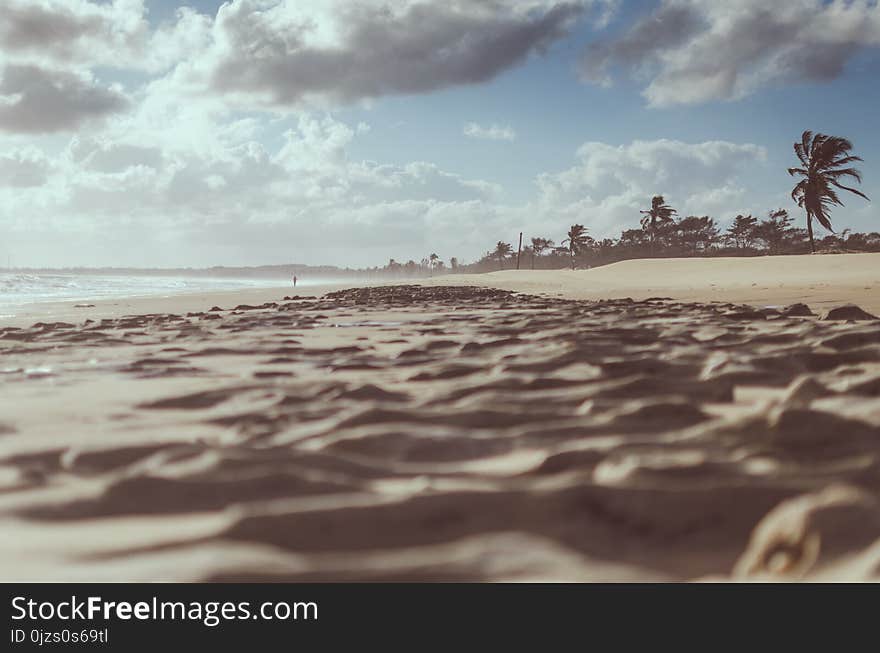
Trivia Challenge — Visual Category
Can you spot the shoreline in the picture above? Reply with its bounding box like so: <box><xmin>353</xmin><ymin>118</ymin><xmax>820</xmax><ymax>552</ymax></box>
<box><xmin>0</xmin><ymin>281</ymin><xmax>349</xmax><ymax>328</ymax></box>
<box><xmin>3</xmin><ymin>253</ymin><xmax>879</xmax><ymax>327</ymax></box>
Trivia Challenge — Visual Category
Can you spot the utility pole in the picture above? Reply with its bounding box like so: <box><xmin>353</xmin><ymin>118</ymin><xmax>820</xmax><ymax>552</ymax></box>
<box><xmin>516</xmin><ymin>232</ymin><xmax>523</xmax><ymax>270</ymax></box>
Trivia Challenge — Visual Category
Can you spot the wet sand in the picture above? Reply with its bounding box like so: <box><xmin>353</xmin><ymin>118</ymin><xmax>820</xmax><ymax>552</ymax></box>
<box><xmin>0</xmin><ymin>282</ymin><xmax>352</xmax><ymax>328</ymax></box>
<box><xmin>1</xmin><ymin>278</ymin><xmax>879</xmax><ymax>582</ymax></box>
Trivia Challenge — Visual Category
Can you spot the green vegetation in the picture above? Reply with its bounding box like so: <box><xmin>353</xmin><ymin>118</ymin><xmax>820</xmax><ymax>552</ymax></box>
<box><xmin>378</xmin><ymin>131</ymin><xmax>872</xmax><ymax>276</ymax></box>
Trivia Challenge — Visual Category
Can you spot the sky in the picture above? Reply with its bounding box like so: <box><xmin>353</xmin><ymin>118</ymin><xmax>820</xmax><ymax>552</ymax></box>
<box><xmin>0</xmin><ymin>0</ymin><xmax>878</xmax><ymax>269</ymax></box>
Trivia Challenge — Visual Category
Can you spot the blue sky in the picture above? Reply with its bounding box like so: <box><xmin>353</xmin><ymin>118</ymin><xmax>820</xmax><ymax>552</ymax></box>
<box><xmin>0</xmin><ymin>0</ymin><xmax>878</xmax><ymax>267</ymax></box>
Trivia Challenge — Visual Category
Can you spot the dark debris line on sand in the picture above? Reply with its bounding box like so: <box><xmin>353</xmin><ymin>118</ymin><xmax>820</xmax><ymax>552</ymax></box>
<box><xmin>823</xmin><ymin>305</ymin><xmax>879</xmax><ymax>321</ymax></box>
<box><xmin>322</xmin><ymin>284</ymin><xmax>572</xmax><ymax>309</ymax></box>
<box><xmin>1</xmin><ymin>286</ymin><xmax>880</xmax><ymax>581</ymax></box>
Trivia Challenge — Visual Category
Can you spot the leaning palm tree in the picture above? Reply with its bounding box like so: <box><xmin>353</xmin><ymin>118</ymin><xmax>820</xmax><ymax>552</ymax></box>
<box><xmin>561</xmin><ymin>224</ymin><xmax>591</xmax><ymax>269</ymax></box>
<box><xmin>492</xmin><ymin>241</ymin><xmax>513</xmax><ymax>270</ymax></box>
<box><xmin>530</xmin><ymin>237</ymin><xmax>554</xmax><ymax>269</ymax></box>
<box><xmin>788</xmin><ymin>130</ymin><xmax>870</xmax><ymax>253</ymax></box>
<box><xmin>640</xmin><ymin>195</ymin><xmax>677</xmax><ymax>256</ymax></box>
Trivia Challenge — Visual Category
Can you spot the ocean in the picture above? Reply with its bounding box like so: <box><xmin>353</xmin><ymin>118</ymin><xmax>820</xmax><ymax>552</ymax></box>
<box><xmin>0</xmin><ymin>273</ymin><xmax>292</xmax><ymax>315</ymax></box>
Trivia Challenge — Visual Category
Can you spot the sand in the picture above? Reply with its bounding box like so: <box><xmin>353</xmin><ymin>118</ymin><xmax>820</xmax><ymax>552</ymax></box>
<box><xmin>416</xmin><ymin>252</ymin><xmax>880</xmax><ymax>316</ymax></box>
<box><xmin>1</xmin><ymin>255</ymin><xmax>879</xmax><ymax>581</ymax></box>
<box><xmin>8</xmin><ymin>252</ymin><xmax>879</xmax><ymax>327</ymax></box>
<box><xmin>0</xmin><ymin>282</ymin><xmax>353</xmax><ymax>328</ymax></box>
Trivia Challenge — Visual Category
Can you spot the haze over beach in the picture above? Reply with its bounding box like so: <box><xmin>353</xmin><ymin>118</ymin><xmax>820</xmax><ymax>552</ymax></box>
<box><xmin>2</xmin><ymin>0</ymin><xmax>880</xmax><ymax>584</ymax></box>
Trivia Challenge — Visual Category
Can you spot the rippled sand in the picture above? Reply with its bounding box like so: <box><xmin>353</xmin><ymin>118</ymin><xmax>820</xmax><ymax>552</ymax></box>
<box><xmin>1</xmin><ymin>285</ymin><xmax>879</xmax><ymax>581</ymax></box>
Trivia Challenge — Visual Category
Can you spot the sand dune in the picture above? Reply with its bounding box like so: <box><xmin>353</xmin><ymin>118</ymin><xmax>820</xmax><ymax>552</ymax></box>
<box><xmin>1</xmin><ymin>277</ymin><xmax>879</xmax><ymax>581</ymax></box>
<box><xmin>418</xmin><ymin>253</ymin><xmax>880</xmax><ymax>315</ymax></box>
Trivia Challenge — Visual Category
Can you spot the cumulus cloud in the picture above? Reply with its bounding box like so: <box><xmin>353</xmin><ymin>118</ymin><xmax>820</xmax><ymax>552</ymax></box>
<box><xmin>71</xmin><ymin>140</ymin><xmax>165</xmax><ymax>174</ymax></box>
<box><xmin>464</xmin><ymin>122</ymin><xmax>517</xmax><ymax>141</ymax></box>
<box><xmin>0</xmin><ymin>1</ymin><xmax>104</xmax><ymax>54</ymax></box>
<box><xmin>579</xmin><ymin>0</ymin><xmax>880</xmax><ymax>106</ymax></box>
<box><xmin>0</xmin><ymin>65</ymin><xmax>128</xmax><ymax>133</ymax></box>
<box><xmin>0</xmin><ymin>0</ymin><xmax>150</xmax><ymax>67</ymax></box>
<box><xmin>579</xmin><ymin>4</ymin><xmax>705</xmax><ymax>85</ymax></box>
<box><xmin>0</xmin><ymin>2</ymin><xmax>151</xmax><ymax>134</ymax></box>
<box><xmin>0</xmin><ymin>0</ymin><xmax>215</xmax><ymax>76</ymax></box>
<box><xmin>534</xmin><ymin>138</ymin><xmax>768</xmax><ymax>234</ymax></box>
<box><xmin>0</xmin><ymin>0</ymin><xmax>830</xmax><ymax>267</ymax></box>
<box><xmin>0</xmin><ymin>111</ymin><xmax>507</xmax><ymax>265</ymax></box>
<box><xmin>188</xmin><ymin>0</ymin><xmax>592</xmax><ymax>108</ymax></box>
<box><xmin>0</xmin><ymin>147</ymin><xmax>51</xmax><ymax>187</ymax></box>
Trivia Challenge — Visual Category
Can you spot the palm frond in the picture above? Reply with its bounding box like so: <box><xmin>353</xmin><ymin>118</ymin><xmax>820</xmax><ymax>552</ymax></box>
<box><xmin>824</xmin><ymin>186</ymin><xmax>843</xmax><ymax>207</ymax></box>
<box><xmin>813</xmin><ymin>208</ymin><xmax>834</xmax><ymax>231</ymax></box>
<box><xmin>820</xmin><ymin>154</ymin><xmax>863</xmax><ymax>170</ymax></box>
<box><xmin>825</xmin><ymin>167</ymin><xmax>863</xmax><ymax>183</ymax></box>
<box><xmin>809</xmin><ymin>132</ymin><xmax>827</xmax><ymax>160</ymax></box>
<box><xmin>795</xmin><ymin>131</ymin><xmax>812</xmax><ymax>166</ymax></box>
<box><xmin>791</xmin><ymin>179</ymin><xmax>808</xmax><ymax>204</ymax></box>
<box><xmin>830</xmin><ymin>181</ymin><xmax>870</xmax><ymax>201</ymax></box>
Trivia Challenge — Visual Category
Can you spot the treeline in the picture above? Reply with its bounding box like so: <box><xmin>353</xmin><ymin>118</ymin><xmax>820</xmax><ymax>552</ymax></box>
<box><xmin>42</xmin><ymin>203</ymin><xmax>874</xmax><ymax>282</ymax></box>
<box><xmin>384</xmin><ymin>130</ymin><xmax>874</xmax><ymax>276</ymax></box>
<box><xmin>377</xmin><ymin>208</ymin><xmax>880</xmax><ymax>278</ymax></box>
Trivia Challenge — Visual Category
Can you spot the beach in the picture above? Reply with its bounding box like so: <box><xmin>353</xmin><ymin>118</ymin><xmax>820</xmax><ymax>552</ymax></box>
<box><xmin>417</xmin><ymin>253</ymin><xmax>880</xmax><ymax>316</ymax></box>
<box><xmin>1</xmin><ymin>254</ymin><xmax>879</xmax><ymax>581</ymax></box>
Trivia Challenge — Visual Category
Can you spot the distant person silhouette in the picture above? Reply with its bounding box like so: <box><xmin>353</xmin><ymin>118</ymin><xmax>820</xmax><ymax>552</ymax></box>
<box><xmin>293</xmin><ymin>275</ymin><xmax>297</xmax><ymax>288</ymax></box>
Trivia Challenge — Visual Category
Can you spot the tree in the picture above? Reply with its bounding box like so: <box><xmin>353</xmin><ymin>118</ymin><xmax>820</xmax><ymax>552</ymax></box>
<box><xmin>595</xmin><ymin>238</ymin><xmax>616</xmax><ymax>263</ymax></box>
<box><xmin>561</xmin><ymin>224</ymin><xmax>592</xmax><ymax>269</ymax></box>
<box><xmin>788</xmin><ymin>130</ymin><xmax>870</xmax><ymax>253</ymax></box>
<box><xmin>493</xmin><ymin>241</ymin><xmax>513</xmax><ymax>270</ymax></box>
<box><xmin>676</xmin><ymin>216</ymin><xmax>720</xmax><ymax>255</ymax></box>
<box><xmin>450</xmin><ymin>257</ymin><xmax>459</xmax><ymax>271</ymax></box>
<box><xmin>640</xmin><ymin>195</ymin><xmax>677</xmax><ymax>255</ymax></box>
<box><xmin>865</xmin><ymin>233</ymin><xmax>880</xmax><ymax>251</ymax></box>
<box><xmin>726</xmin><ymin>214</ymin><xmax>758</xmax><ymax>251</ymax></box>
<box><xmin>385</xmin><ymin>258</ymin><xmax>403</xmax><ymax>276</ymax></box>
<box><xmin>618</xmin><ymin>228</ymin><xmax>650</xmax><ymax>251</ymax></box>
<box><xmin>841</xmin><ymin>231</ymin><xmax>880</xmax><ymax>252</ymax></box>
<box><xmin>428</xmin><ymin>253</ymin><xmax>439</xmax><ymax>275</ymax></box>
<box><xmin>530</xmin><ymin>237</ymin><xmax>554</xmax><ymax>269</ymax></box>
<box><xmin>755</xmin><ymin>209</ymin><xmax>793</xmax><ymax>255</ymax></box>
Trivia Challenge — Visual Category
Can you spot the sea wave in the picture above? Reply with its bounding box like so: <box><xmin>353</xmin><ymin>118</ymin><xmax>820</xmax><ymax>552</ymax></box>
<box><xmin>0</xmin><ymin>273</ymin><xmax>288</xmax><ymax>311</ymax></box>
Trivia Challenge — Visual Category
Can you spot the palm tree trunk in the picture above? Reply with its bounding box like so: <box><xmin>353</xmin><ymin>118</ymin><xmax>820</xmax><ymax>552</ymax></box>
<box><xmin>806</xmin><ymin>212</ymin><xmax>815</xmax><ymax>253</ymax></box>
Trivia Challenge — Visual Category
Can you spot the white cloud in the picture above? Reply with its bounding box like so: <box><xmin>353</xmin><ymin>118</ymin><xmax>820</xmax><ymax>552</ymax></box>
<box><xmin>0</xmin><ymin>0</ymin><xmax>150</xmax><ymax>68</ymax></box>
<box><xmin>580</xmin><ymin>0</ymin><xmax>880</xmax><ymax>106</ymax></box>
<box><xmin>532</xmin><ymin>138</ymin><xmax>768</xmax><ymax>235</ymax></box>
<box><xmin>464</xmin><ymin>122</ymin><xmax>517</xmax><ymax>142</ymax></box>
<box><xmin>0</xmin><ymin>111</ymin><xmax>505</xmax><ymax>266</ymax></box>
<box><xmin>0</xmin><ymin>0</ymin><xmax>212</xmax><ymax>74</ymax></box>
<box><xmin>0</xmin><ymin>146</ymin><xmax>51</xmax><ymax>187</ymax></box>
<box><xmin>3</xmin><ymin>0</ymin><xmax>863</xmax><ymax>268</ymax></box>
